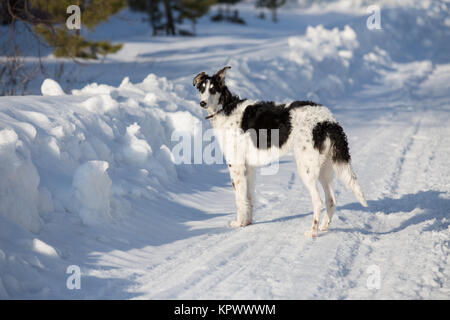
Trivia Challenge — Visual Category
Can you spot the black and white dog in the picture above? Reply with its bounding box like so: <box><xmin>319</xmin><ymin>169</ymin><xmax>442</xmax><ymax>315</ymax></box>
<box><xmin>193</xmin><ymin>66</ymin><xmax>367</xmax><ymax>237</ymax></box>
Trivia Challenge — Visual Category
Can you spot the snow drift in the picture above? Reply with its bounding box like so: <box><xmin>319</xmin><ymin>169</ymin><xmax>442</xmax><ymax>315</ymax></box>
<box><xmin>0</xmin><ymin>129</ymin><xmax>42</xmax><ymax>233</ymax></box>
<box><xmin>0</xmin><ymin>73</ymin><xmax>202</xmax><ymax>233</ymax></box>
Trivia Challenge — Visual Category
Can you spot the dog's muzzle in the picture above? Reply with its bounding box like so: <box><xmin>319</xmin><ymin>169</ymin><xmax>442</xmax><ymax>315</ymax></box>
<box><xmin>200</xmin><ymin>101</ymin><xmax>207</xmax><ymax>108</ymax></box>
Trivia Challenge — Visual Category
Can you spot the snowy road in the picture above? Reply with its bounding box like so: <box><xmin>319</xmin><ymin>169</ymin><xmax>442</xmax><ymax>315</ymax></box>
<box><xmin>79</xmin><ymin>108</ymin><xmax>448</xmax><ymax>300</ymax></box>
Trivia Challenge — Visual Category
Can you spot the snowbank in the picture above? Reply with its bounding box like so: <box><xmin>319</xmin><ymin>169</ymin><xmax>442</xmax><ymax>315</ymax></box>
<box><xmin>0</xmin><ymin>72</ymin><xmax>202</xmax><ymax>232</ymax></box>
<box><xmin>0</xmin><ymin>129</ymin><xmax>42</xmax><ymax>233</ymax></box>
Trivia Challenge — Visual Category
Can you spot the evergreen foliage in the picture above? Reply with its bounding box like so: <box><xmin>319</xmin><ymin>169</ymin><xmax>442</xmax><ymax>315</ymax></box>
<box><xmin>256</xmin><ymin>0</ymin><xmax>286</xmax><ymax>22</ymax></box>
<box><xmin>1</xmin><ymin>0</ymin><xmax>126</xmax><ymax>59</ymax></box>
<box><xmin>128</xmin><ymin>0</ymin><xmax>217</xmax><ymax>35</ymax></box>
<box><xmin>31</xmin><ymin>0</ymin><xmax>126</xmax><ymax>59</ymax></box>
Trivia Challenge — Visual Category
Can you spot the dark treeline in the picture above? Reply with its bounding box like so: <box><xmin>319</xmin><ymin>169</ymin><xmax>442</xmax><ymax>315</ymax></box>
<box><xmin>0</xmin><ymin>0</ymin><xmax>288</xmax><ymax>95</ymax></box>
<box><xmin>0</xmin><ymin>0</ymin><xmax>289</xmax><ymax>58</ymax></box>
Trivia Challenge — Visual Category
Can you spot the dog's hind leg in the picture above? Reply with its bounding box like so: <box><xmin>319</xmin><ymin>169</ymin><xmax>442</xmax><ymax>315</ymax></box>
<box><xmin>228</xmin><ymin>164</ymin><xmax>252</xmax><ymax>227</ymax></box>
<box><xmin>295</xmin><ymin>157</ymin><xmax>323</xmax><ymax>238</ymax></box>
<box><xmin>318</xmin><ymin>160</ymin><xmax>336</xmax><ymax>232</ymax></box>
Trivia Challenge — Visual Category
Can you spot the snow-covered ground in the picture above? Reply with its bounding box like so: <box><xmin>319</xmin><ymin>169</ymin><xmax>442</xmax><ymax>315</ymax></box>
<box><xmin>0</xmin><ymin>0</ymin><xmax>448</xmax><ymax>299</ymax></box>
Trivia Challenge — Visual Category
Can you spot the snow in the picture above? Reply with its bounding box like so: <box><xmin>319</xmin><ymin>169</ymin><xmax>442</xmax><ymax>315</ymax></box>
<box><xmin>41</xmin><ymin>79</ymin><xmax>65</xmax><ymax>96</ymax></box>
<box><xmin>0</xmin><ymin>128</ymin><xmax>42</xmax><ymax>233</ymax></box>
<box><xmin>122</xmin><ymin>123</ymin><xmax>153</xmax><ymax>165</ymax></box>
<box><xmin>72</xmin><ymin>161</ymin><xmax>113</xmax><ymax>226</ymax></box>
<box><xmin>0</xmin><ymin>0</ymin><xmax>448</xmax><ymax>299</ymax></box>
<box><xmin>32</xmin><ymin>239</ymin><xmax>59</xmax><ymax>257</ymax></box>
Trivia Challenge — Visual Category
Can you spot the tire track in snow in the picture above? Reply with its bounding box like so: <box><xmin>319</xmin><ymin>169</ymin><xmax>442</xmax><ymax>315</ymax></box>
<box><xmin>134</xmin><ymin>159</ymin><xmax>322</xmax><ymax>299</ymax></box>
<box><xmin>311</xmin><ymin>114</ymin><xmax>423</xmax><ymax>298</ymax></box>
<box><xmin>387</xmin><ymin>119</ymin><xmax>421</xmax><ymax>196</ymax></box>
<box><xmin>164</xmin><ymin>170</ymin><xmax>312</xmax><ymax>299</ymax></box>
<box><xmin>343</xmin><ymin>113</ymin><xmax>449</xmax><ymax>299</ymax></box>
<box><xmin>130</xmin><ymin>230</ymin><xmax>248</xmax><ymax>298</ymax></box>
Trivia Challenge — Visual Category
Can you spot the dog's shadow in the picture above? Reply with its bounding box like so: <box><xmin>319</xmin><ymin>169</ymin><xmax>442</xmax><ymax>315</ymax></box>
<box><xmin>255</xmin><ymin>212</ymin><xmax>310</xmax><ymax>225</ymax></box>
<box><xmin>255</xmin><ymin>190</ymin><xmax>449</xmax><ymax>234</ymax></box>
<box><xmin>334</xmin><ymin>190</ymin><xmax>449</xmax><ymax>234</ymax></box>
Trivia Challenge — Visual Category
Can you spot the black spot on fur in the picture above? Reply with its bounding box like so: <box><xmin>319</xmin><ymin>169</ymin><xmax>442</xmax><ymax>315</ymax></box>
<box><xmin>196</xmin><ymin>78</ymin><xmax>207</xmax><ymax>93</ymax></box>
<box><xmin>221</xmin><ymin>92</ymin><xmax>246</xmax><ymax>116</ymax></box>
<box><xmin>193</xmin><ymin>72</ymin><xmax>206</xmax><ymax>89</ymax></box>
<box><xmin>241</xmin><ymin>101</ymin><xmax>294</xmax><ymax>149</ymax></box>
<box><xmin>312</xmin><ymin>121</ymin><xmax>351</xmax><ymax>163</ymax></box>
<box><xmin>240</xmin><ymin>100</ymin><xmax>320</xmax><ymax>149</ymax></box>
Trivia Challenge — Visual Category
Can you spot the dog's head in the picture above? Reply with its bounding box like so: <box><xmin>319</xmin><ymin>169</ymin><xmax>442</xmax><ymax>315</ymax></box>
<box><xmin>193</xmin><ymin>66</ymin><xmax>231</xmax><ymax>113</ymax></box>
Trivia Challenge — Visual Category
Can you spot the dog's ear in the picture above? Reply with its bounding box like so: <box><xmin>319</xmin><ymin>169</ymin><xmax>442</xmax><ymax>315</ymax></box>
<box><xmin>215</xmin><ymin>66</ymin><xmax>231</xmax><ymax>86</ymax></box>
<box><xmin>193</xmin><ymin>72</ymin><xmax>206</xmax><ymax>88</ymax></box>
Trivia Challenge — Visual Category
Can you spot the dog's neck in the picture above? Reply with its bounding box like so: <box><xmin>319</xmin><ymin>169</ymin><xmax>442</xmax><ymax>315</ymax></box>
<box><xmin>207</xmin><ymin>86</ymin><xmax>245</xmax><ymax>120</ymax></box>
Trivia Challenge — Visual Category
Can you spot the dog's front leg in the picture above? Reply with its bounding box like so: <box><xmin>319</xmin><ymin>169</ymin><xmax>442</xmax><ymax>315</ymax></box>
<box><xmin>228</xmin><ymin>164</ymin><xmax>252</xmax><ymax>227</ymax></box>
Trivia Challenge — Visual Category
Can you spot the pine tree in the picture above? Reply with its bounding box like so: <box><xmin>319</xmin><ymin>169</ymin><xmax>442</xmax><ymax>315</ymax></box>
<box><xmin>211</xmin><ymin>0</ymin><xmax>244</xmax><ymax>24</ymax></box>
<box><xmin>256</xmin><ymin>0</ymin><xmax>286</xmax><ymax>22</ymax></box>
<box><xmin>217</xmin><ymin>0</ymin><xmax>240</xmax><ymax>19</ymax></box>
<box><xmin>30</xmin><ymin>0</ymin><xmax>126</xmax><ymax>59</ymax></box>
<box><xmin>127</xmin><ymin>0</ymin><xmax>175</xmax><ymax>35</ymax></box>
<box><xmin>128</xmin><ymin>0</ymin><xmax>164</xmax><ymax>35</ymax></box>
<box><xmin>176</xmin><ymin>0</ymin><xmax>216</xmax><ymax>34</ymax></box>
<box><xmin>128</xmin><ymin>0</ymin><xmax>216</xmax><ymax>36</ymax></box>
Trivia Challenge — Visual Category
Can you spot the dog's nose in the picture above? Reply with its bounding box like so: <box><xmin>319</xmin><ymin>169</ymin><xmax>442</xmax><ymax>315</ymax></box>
<box><xmin>200</xmin><ymin>101</ymin><xmax>207</xmax><ymax>108</ymax></box>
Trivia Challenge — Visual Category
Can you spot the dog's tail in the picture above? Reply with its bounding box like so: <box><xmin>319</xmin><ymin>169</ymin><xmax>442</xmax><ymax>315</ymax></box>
<box><xmin>333</xmin><ymin>162</ymin><xmax>368</xmax><ymax>207</ymax></box>
<box><xmin>313</xmin><ymin>121</ymin><xmax>368</xmax><ymax>207</ymax></box>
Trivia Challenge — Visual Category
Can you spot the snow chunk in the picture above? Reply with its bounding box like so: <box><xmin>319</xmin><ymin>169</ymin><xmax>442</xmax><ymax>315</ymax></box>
<box><xmin>41</xmin><ymin>79</ymin><xmax>65</xmax><ymax>96</ymax></box>
<box><xmin>155</xmin><ymin>145</ymin><xmax>177</xmax><ymax>182</ymax></box>
<box><xmin>32</xmin><ymin>239</ymin><xmax>58</xmax><ymax>257</ymax></box>
<box><xmin>72</xmin><ymin>82</ymin><xmax>116</xmax><ymax>96</ymax></box>
<box><xmin>72</xmin><ymin>161</ymin><xmax>112</xmax><ymax>226</ymax></box>
<box><xmin>144</xmin><ymin>92</ymin><xmax>158</xmax><ymax>105</ymax></box>
<box><xmin>46</xmin><ymin>136</ymin><xmax>60</xmax><ymax>159</ymax></box>
<box><xmin>0</xmin><ymin>129</ymin><xmax>42</xmax><ymax>233</ymax></box>
<box><xmin>122</xmin><ymin>123</ymin><xmax>152</xmax><ymax>166</ymax></box>
<box><xmin>81</xmin><ymin>94</ymin><xmax>118</xmax><ymax>114</ymax></box>
<box><xmin>38</xmin><ymin>187</ymin><xmax>54</xmax><ymax>214</ymax></box>
<box><xmin>119</xmin><ymin>76</ymin><xmax>131</xmax><ymax>88</ymax></box>
<box><xmin>289</xmin><ymin>25</ymin><xmax>358</xmax><ymax>64</ymax></box>
<box><xmin>13</xmin><ymin>122</ymin><xmax>37</xmax><ymax>140</ymax></box>
<box><xmin>167</xmin><ymin>111</ymin><xmax>201</xmax><ymax>136</ymax></box>
<box><xmin>16</xmin><ymin>110</ymin><xmax>52</xmax><ymax>130</ymax></box>
<box><xmin>50</xmin><ymin>125</ymin><xmax>65</xmax><ymax>139</ymax></box>
<box><xmin>0</xmin><ymin>277</ymin><xmax>9</xmax><ymax>299</ymax></box>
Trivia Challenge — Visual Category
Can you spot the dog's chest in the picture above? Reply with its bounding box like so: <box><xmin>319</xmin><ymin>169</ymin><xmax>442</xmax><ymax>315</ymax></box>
<box><xmin>213</xmin><ymin>109</ymin><xmax>242</xmax><ymax>130</ymax></box>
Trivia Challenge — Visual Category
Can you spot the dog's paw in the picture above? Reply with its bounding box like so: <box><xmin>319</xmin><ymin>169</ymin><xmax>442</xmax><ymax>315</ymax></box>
<box><xmin>319</xmin><ymin>223</ymin><xmax>329</xmax><ymax>232</ymax></box>
<box><xmin>229</xmin><ymin>220</ymin><xmax>251</xmax><ymax>228</ymax></box>
<box><xmin>304</xmin><ymin>229</ymin><xmax>318</xmax><ymax>238</ymax></box>
<box><xmin>229</xmin><ymin>220</ymin><xmax>241</xmax><ymax>228</ymax></box>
